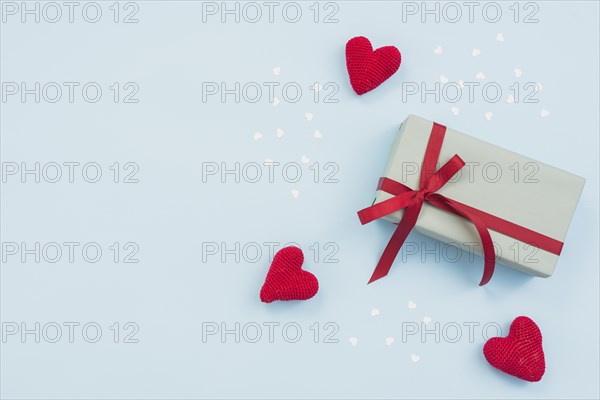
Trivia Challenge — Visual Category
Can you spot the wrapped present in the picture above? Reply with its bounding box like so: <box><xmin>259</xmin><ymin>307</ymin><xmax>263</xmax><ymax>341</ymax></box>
<box><xmin>358</xmin><ymin>115</ymin><xmax>585</xmax><ymax>285</ymax></box>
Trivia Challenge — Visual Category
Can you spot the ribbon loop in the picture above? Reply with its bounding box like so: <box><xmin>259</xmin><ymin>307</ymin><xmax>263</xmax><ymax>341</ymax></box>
<box><xmin>424</xmin><ymin>154</ymin><xmax>464</xmax><ymax>194</ymax></box>
<box><xmin>357</xmin><ymin>191</ymin><xmax>416</xmax><ymax>225</ymax></box>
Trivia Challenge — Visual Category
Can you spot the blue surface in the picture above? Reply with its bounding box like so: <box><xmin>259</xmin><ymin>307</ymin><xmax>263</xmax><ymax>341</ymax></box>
<box><xmin>1</xmin><ymin>1</ymin><xmax>599</xmax><ymax>399</ymax></box>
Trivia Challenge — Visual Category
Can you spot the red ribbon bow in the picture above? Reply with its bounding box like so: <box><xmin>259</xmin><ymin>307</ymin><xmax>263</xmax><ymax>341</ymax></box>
<box><xmin>357</xmin><ymin>122</ymin><xmax>563</xmax><ymax>285</ymax></box>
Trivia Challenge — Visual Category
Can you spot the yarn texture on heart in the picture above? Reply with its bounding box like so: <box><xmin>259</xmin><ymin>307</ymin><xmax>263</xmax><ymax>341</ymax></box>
<box><xmin>260</xmin><ymin>246</ymin><xmax>319</xmax><ymax>303</ymax></box>
<box><xmin>483</xmin><ymin>316</ymin><xmax>546</xmax><ymax>382</ymax></box>
<box><xmin>345</xmin><ymin>36</ymin><xmax>401</xmax><ymax>95</ymax></box>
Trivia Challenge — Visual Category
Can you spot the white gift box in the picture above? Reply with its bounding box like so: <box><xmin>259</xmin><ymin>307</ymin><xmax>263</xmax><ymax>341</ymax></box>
<box><xmin>369</xmin><ymin>115</ymin><xmax>585</xmax><ymax>278</ymax></box>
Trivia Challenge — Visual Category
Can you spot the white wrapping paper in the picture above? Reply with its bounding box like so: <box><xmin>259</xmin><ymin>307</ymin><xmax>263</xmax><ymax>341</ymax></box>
<box><xmin>372</xmin><ymin>115</ymin><xmax>585</xmax><ymax>277</ymax></box>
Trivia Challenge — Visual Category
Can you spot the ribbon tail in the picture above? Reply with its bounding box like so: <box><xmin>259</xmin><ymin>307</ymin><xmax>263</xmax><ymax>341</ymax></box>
<box><xmin>467</xmin><ymin>213</ymin><xmax>495</xmax><ymax>286</ymax></box>
<box><xmin>368</xmin><ymin>198</ymin><xmax>423</xmax><ymax>284</ymax></box>
<box><xmin>427</xmin><ymin>194</ymin><xmax>496</xmax><ymax>286</ymax></box>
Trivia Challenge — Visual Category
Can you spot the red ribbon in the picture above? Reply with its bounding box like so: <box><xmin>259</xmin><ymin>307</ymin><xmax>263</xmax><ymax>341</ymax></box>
<box><xmin>357</xmin><ymin>122</ymin><xmax>564</xmax><ymax>285</ymax></box>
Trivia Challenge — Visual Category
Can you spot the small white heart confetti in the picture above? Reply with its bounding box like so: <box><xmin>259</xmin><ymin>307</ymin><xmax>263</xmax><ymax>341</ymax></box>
<box><xmin>385</xmin><ymin>337</ymin><xmax>394</xmax><ymax>346</ymax></box>
<box><xmin>272</xmin><ymin>97</ymin><xmax>280</xmax><ymax>106</ymax></box>
<box><xmin>408</xmin><ymin>301</ymin><xmax>417</xmax><ymax>309</ymax></box>
<box><xmin>290</xmin><ymin>189</ymin><xmax>300</xmax><ymax>199</ymax></box>
<box><xmin>507</xmin><ymin>95</ymin><xmax>515</xmax><ymax>104</ymax></box>
<box><xmin>313</xmin><ymin>129</ymin><xmax>322</xmax><ymax>139</ymax></box>
<box><xmin>514</xmin><ymin>68</ymin><xmax>523</xmax><ymax>78</ymax></box>
<box><xmin>440</xmin><ymin>75</ymin><xmax>449</xmax><ymax>84</ymax></box>
<box><xmin>371</xmin><ymin>308</ymin><xmax>381</xmax><ymax>317</ymax></box>
<box><xmin>349</xmin><ymin>337</ymin><xmax>358</xmax><ymax>346</ymax></box>
<box><xmin>484</xmin><ymin>111</ymin><xmax>493</xmax><ymax>121</ymax></box>
<box><xmin>476</xmin><ymin>72</ymin><xmax>486</xmax><ymax>80</ymax></box>
<box><xmin>411</xmin><ymin>354</ymin><xmax>420</xmax><ymax>363</ymax></box>
<box><xmin>423</xmin><ymin>316</ymin><xmax>432</xmax><ymax>325</ymax></box>
<box><xmin>458</xmin><ymin>80</ymin><xmax>465</xmax><ymax>89</ymax></box>
<box><xmin>496</xmin><ymin>33</ymin><xmax>505</xmax><ymax>42</ymax></box>
<box><xmin>276</xmin><ymin>128</ymin><xmax>285</xmax><ymax>138</ymax></box>
<box><xmin>472</xmin><ymin>48</ymin><xmax>481</xmax><ymax>57</ymax></box>
<box><xmin>451</xmin><ymin>107</ymin><xmax>460</xmax><ymax>116</ymax></box>
<box><xmin>273</xmin><ymin>66</ymin><xmax>281</xmax><ymax>76</ymax></box>
<box><xmin>433</xmin><ymin>45</ymin><xmax>443</xmax><ymax>55</ymax></box>
<box><xmin>305</xmin><ymin>112</ymin><xmax>314</xmax><ymax>122</ymax></box>
<box><xmin>541</xmin><ymin>109</ymin><xmax>550</xmax><ymax>118</ymax></box>
<box><xmin>301</xmin><ymin>155</ymin><xmax>310</xmax><ymax>164</ymax></box>
<box><xmin>253</xmin><ymin>132</ymin><xmax>263</xmax><ymax>140</ymax></box>
<box><xmin>535</xmin><ymin>82</ymin><xmax>543</xmax><ymax>92</ymax></box>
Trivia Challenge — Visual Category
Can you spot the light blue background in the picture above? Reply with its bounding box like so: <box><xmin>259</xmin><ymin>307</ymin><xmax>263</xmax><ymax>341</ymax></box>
<box><xmin>1</xmin><ymin>1</ymin><xmax>599</xmax><ymax>399</ymax></box>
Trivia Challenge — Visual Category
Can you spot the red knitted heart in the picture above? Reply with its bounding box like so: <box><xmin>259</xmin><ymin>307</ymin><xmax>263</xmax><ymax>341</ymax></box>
<box><xmin>260</xmin><ymin>246</ymin><xmax>318</xmax><ymax>303</ymax></box>
<box><xmin>483</xmin><ymin>316</ymin><xmax>545</xmax><ymax>382</ymax></box>
<box><xmin>345</xmin><ymin>36</ymin><xmax>401</xmax><ymax>95</ymax></box>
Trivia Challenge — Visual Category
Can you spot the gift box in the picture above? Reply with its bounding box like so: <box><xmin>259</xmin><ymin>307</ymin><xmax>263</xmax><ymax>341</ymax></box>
<box><xmin>358</xmin><ymin>115</ymin><xmax>585</xmax><ymax>285</ymax></box>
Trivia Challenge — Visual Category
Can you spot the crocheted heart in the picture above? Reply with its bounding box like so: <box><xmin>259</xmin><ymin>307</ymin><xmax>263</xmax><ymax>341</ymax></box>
<box><xmin>345</xmin><ymin>36</ymin><xmax>401</xmax><ymax>95</ymax></box>
<box><xmin>260</xmin><ymin>246</ymin><xmax>318</xmax><ymax>303</ymax></box>
<box><xmin>483</xmin><ymin>316</ymin><xmax>545</xmax><ymax>382</ymax></box>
